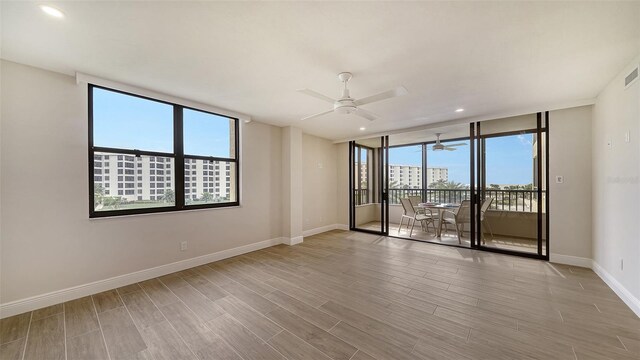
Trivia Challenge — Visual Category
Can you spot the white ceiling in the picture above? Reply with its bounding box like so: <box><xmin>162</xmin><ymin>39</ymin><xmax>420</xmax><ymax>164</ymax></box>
<box><xmin>2</xmin><ymin>2</ymin><xmax>639</xmax><ymax>140</ymax></box>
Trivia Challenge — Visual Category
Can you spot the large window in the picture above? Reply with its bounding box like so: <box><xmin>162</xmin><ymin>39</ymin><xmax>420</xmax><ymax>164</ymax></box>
<box><xmin>89</xmin><ymin>85</ymin><xmax>239</xmax><ymax>217</ymax></box>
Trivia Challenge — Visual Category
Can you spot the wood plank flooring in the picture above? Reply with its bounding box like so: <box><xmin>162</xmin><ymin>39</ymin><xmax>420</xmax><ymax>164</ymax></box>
<box><xmin>1</xmin><ymin>230</ymin><xmax>639</xmax><ymax>360</ymax></box>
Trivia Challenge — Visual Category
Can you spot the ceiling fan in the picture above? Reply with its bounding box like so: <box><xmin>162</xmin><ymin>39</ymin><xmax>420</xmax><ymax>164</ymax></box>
<box><xmin>431</xmin><ymin>133</ymin><xmax>467</xmax><ymax>151</ymax></box>
<box><xmin>298</xmin><ymin>72</ymin><xmax>407</xmax><ymax>121</ymax></box>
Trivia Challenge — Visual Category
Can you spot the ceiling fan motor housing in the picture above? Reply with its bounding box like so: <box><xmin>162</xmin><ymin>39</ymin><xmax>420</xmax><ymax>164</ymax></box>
<box><xmin>297</xmin><ymin>71</ymin><xmax>405</xmax><ymax>121</ymax></box>
<box><xmin>334</xmin><ymin>99</ymin><xmax>357</xmax><ymax>114</ymax></box>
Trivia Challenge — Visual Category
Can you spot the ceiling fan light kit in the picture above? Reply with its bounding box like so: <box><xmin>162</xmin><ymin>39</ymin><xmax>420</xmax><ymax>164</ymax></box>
<box><xmin>298</xmin><ymin>72</ymin><xmax>407</xmax><ymax>122</ymax></box>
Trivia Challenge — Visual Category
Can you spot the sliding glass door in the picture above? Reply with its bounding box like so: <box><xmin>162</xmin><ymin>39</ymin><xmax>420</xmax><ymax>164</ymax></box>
<box><xmin>382</xmin><ymin>127</ymin><xmax>473</xmax><ymax>247</ymax></box>
<box><xmin>347</xmin><ymin>114</ymin><xmax>549</xmax><ymax>260</ymax></box>
<box><xmin>474</xmin><ymin>113</ymin><xmax>549</xmax><ymax>259</ymax></box>
<box><xmin>349</xmin><ymin>137</ymin><xmax>389</xmax><ymax>235</ymax></box>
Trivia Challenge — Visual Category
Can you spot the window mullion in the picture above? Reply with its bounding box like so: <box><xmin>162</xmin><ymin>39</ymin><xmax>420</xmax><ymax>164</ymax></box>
<box><xmin>92</xmin><ymin>146</ymin><xmax>174</xmax><ymax>158</ymax></box>
<box><xmin>175</xmin><ymin>106</ymin><xmax>185</xmax><ymax>209</ymax></box>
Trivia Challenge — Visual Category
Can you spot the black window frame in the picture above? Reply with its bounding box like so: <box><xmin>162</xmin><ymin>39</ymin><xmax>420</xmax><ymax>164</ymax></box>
<box><xmin>88</xmin><ymin>84</ymin><xmax>240</xmax><ymax>218</ymax></box>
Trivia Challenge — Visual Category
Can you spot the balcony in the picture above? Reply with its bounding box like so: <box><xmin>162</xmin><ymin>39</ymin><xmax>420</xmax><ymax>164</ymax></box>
<box><xmin>355</xmin><ymin>188</ymin><xmax>547</xmax><ymax>254</ymax></box>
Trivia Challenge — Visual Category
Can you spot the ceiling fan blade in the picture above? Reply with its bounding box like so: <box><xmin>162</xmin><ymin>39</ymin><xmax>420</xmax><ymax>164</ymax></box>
<box><xmin>445</xmin><ymin>143</ymin><xmax>468</xmax><ymax>147</ymax></box>
<box><xmin>444</xmin><ymin>147</ymin><xmax>457</xmax><ymax>151</ymax></box>
<box><xmin>354</xmin><ymin>108</ymin><xmax>378</xmax><ymax>121</ymax></box>
<box><xmin>301</xmin><ymin>109</ymin><xmax>333</xmax><ymax>121</ymax></box>
<box><xmin>297</xmin><ymin>89</ymin><xmax>336</xmax><ymax>103</ymax></box>
<box><xmin>354</xmin><ymin>86</ymin><xmax>408</xmax><ymax>106</ymax></box>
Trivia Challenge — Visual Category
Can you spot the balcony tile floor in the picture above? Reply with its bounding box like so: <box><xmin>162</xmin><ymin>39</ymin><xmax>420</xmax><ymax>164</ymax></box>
<box><xmin>358</xmin><ymin>221</ymin><xmax>546</xmax><ymax>254</ymax></box>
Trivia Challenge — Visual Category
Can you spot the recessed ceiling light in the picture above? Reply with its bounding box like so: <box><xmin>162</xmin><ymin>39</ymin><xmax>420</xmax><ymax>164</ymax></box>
<box><xmin>359</xmin><ymin>127</ymin><xmax>366</xmax><ymax>131</ymax></box>
<box><xmin>40</xmin><ymin>5</ymin><xmax>65</xmax><ymax>18</ymax></box>
<box><xmin>455</xmin><ymin>108</ymin><xmax>464</xmax><ymax>113</ymax></box>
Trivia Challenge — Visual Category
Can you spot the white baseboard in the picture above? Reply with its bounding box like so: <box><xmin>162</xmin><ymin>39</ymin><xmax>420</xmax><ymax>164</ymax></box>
<box><xmin>302</xmin><ymin>223</ymin><xmax>348</xmax><ymax>237</ymax></box>
<box><xmin>0</xmin><ymin>237</ymin><xmax>283</xmax><ymax>319</ymax></box>
<box><xmin>592</xmin><ymin>261</ymin><xmax>640</xmax><ymax>318</ymax></box>
<box><xmin>282</xmin><ymin>236</ymin><xmax>303</xmax><ymax>246</ymax></box>
<box><xmin>549</xmin><ymin>253</ymin><xmax>593</xmax><ymax>268</ymax></box>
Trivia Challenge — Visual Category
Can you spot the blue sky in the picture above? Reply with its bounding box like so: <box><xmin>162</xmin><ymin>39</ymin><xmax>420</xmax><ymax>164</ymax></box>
<box><xmin>485</xmin><ymin>135</ymin><xmax>535</xmax><ymax>185</ymax></box>
<box><xmin>93</xmin><ymin>88</ymin><xmax>232</xmax><ymax>157</ymax></box>
<box><xmin>389</xmin><ymin>135</ymin><xmax>534</xmax><ymax>185</ymax></box>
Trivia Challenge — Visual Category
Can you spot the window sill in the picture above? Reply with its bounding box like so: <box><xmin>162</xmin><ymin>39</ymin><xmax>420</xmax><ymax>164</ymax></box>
<box><xmin>89</xmin><ymin>203</ymin><xmax>241</xmax><ymax>220</ymax></box>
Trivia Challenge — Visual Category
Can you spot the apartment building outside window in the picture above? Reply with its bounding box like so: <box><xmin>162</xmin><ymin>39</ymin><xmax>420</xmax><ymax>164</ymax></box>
<box><xmin>89</xmin><ymin>85</ymin><xmax>239</xmax><ymax>217</ymax></box>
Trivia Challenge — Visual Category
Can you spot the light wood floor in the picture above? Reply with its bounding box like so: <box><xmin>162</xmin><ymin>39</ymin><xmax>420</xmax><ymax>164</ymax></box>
<box><xmin>1</xmin><ymin>230</ymin><xmax>638</xmax><ymax>360</ymax></box>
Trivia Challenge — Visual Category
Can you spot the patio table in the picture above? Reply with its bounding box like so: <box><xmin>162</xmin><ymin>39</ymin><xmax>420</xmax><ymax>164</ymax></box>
<box><xmin>418</xmin><ymin>203</ymin><xmax>460</xmax><ymax>237</ymax></box>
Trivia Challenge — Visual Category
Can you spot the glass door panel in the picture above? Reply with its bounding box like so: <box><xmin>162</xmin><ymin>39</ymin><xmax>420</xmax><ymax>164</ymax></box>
<box><xmin>385</xmin><ymin>127</ymin><xmax>472</xmax><ymax>248</ymax></box>
<box><xmin>476</xmin><ymin>113</ymin><xmax>548</xmax><ymax>258</ymax></box>
<box><xmin>425</xmin><ymin>137</ymin><xmax>472</xmax><ymax>247</ymax></box>
<box><xmin>350</xmin><ymin>137</ymin><xmax>388</xmax><ymax>234</ymax></box>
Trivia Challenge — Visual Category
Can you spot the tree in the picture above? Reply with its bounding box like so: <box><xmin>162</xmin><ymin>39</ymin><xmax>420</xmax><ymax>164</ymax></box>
<box><xmin>432</xmin><ymin>180</ymin><xmax>465</xmax><ymax>189</ymax></box>
<box><xmin>94</xmin><ymin>183</ymin><xmax>105</xmax><ymax>207</ymax></box>
<box><xmin>388</xmin><ymin>180</ymin><xmax>400</xmax><ymax>189</ymax></box>
<box><xmin>201</xmin><ymin>192</ymin><xmax>214</xmax><ymax>202</ymax></box>
<box><xmin>102</xmin><ymin>196</ymin><xmax>122</xmax><ymax>209</ymax></box>
<box><xmin>162</xmin><ymin>189</ymin><xmax>175</xmax><ymax>203</ymax></box>
<box><xmin>521</xmin><ymin>183</ymin><xmax>534</xmax><ymax>190</ymax></box>
<box><xmin>489</xmin><ymin>184</ymin><xmax>501</xmax><ymax>190</ymax></box>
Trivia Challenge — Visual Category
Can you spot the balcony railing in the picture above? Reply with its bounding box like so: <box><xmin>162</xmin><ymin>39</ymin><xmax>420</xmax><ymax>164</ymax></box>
<box><xmin>354</xmin><ymin>189</ymin><xmax>370</xmax><ymax>206</ymax></box>
<box><xmin>387</xmin><ymin>188</ymin><xmax>545</xmax><ymax>212</ymax></box>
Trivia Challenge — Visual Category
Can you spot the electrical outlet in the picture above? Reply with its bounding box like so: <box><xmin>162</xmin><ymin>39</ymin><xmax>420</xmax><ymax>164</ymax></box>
<box><xmin>180</xmin><ymin>241</ymin><xmax>187</xmax><ymax>251</ymax></box>
<box><xmin>621</xmin><ymin>258</ymin><xmax>624</xmax><ymax>271</ymax></box>
<box><xmin>625</xmin><ymin>131</ymin><xmax>630</xmax><ymax>143</ymax></box>
<box><xmin>555</xmin><ymin>176</ymin><xmax>564</xmax><ymax>184</ymax></box>
<box><xmin>607</xmin><ymin>139</ymin><xmax>613</xmax><ymax>149</ymax></box>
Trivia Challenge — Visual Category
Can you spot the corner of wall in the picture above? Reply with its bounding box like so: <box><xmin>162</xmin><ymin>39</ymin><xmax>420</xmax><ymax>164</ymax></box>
<box><xmin>590</xmin><ymin>52</ymin><xmax>640</xmax><ymax>315</ymax></box>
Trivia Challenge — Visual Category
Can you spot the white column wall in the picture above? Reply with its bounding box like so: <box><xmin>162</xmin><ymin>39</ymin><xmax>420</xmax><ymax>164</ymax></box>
<box><xmin>281</xmin><ymin>126</ymin><xmax>303</xmax><ymax>244</ymax></box>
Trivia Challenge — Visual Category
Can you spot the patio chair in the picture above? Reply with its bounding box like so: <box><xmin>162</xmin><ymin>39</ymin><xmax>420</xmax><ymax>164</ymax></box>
<box><xmin>480</xmin><ymin>197</ymin><xmax>495</xmax><ymax>244</ymax></box>
<box><xmin>408</xmin><ymin>195</ymin><xmax>440</xmax><ymax>231</ymax></box>
<box><xmin>408</xmin><ymin>195</ymin><xmax>422</xmax><ymax>209</ymax></box>
<box><xmin>440</xmin><ymin>200</ymin><xmax>471</xmax><ymax>243</ymax></box>
<box><xmin>399</xmin><ymin>198</ymin><xmax>436</xmax><ymax>236</ymax></box>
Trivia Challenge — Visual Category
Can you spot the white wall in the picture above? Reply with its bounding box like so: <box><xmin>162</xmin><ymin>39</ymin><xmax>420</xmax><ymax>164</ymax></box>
<box><xmin>0</xmin><ymin>60</ymin><xmax>283</xmax><ymax>304</ymax></box>
<box><xmin>281</xmin><ymin>127</ymin><xmax>303</xmax><ymax>242</ymax></box>
<box><xmin>592</xmin><ymin>54</ymin><xmax>640</xmax><ymax>306</ymax></box>
<box><xmin>549</xmin><ymin>106</ymin><xmax>593</xmax><ymax>261</ymax></box>
<box><xmin>0</xmin><ymin>13</ymin><xmax>4</xmax><ymax>311</ymax></box>
<box><xmin>336</xmin><ymin>142</ymin><xmax>350</xmax><ymax>226</ymax></box>
<box><xmin>355</xmin><ymin>204</ymin><xmax>379</xmax><ymax>227</ymax></box>
<box><xmin>301</xmin><ymin>134</ymin><xmax>338</xmax><ymax>233</ymax></box>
